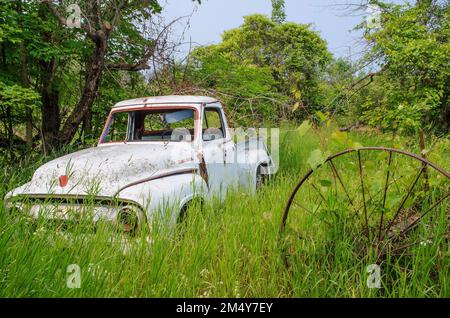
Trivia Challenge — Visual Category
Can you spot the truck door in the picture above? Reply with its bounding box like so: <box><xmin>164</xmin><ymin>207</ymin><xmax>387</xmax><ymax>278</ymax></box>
<box><xmin>201</xmin><ymin>106</ymin><xmax>237</xmax><ymax>199</ymax></box>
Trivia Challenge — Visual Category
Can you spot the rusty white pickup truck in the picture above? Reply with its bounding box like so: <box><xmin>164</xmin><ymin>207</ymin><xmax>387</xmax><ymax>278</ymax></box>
<box><xmin>5</xmin><ymin>96</ymin><xmax>275</xmax><ymax>232</ymax></box>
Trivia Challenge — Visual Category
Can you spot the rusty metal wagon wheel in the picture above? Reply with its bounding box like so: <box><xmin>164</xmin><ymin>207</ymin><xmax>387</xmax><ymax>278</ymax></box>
<box><xmin>280</xmin><ymin>147</ymin><xmax>449</xmax><ymax>265</ymax></box>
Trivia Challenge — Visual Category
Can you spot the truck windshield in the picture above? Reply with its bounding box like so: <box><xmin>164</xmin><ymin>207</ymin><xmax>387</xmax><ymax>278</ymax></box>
<box><xmin>102</xmin><ymin>109</ymin><xmax>196</xmax><ymax>143</ymax></box>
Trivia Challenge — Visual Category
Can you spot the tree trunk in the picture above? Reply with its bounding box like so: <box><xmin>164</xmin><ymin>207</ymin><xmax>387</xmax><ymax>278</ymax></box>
<box><xmin>38</xmin><ymin>4</ymin><xmax>61</xmax><ymax>151</ymax></box>
<box><xmin>40</xmin><ymin>58</ymin><xmax>61</xmax><ymax>151</ymax></box>
<box><xmin>6</xmin><ymin>106</ymin><xmax>14</xmax><ymax>159</ymax></box>
<box><xmin>18</xmin><ymin>0</ymin><xmax>33</xmax><ymax>151</ymax></box>
<box><xmin>25</xmin><ymin>107</ymin><xmax>33</xmax><ymax>150</ymax></box>
<box><xmin>83</xmin><ymin>107</ymin><xmax>93</xmax><ymax>143</ymax></box>
<box><xmin>58</xmin><ymin>31</ymin><xmax>109</xmax><ymax>146</ymax></box>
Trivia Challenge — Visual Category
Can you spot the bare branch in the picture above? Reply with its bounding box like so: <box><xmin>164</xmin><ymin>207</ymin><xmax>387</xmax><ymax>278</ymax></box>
<box><xmin>41</xmin><ymin>0</ymin><xmax>67</xmax><ymax>25</ymax></box>
<box><xmin>111</xmin><ymin>0</ymin><xmax>127</xmax><ymax>27</ymax></box>
<box><xmin>105</xmin><ymin>16</ymin><xmax>185</xmax><ymax>72</ymax></box>
<box><xmin>106</xmin><ymin>61</ymin><xmax>152</xmax><ymax>71</ymax></box>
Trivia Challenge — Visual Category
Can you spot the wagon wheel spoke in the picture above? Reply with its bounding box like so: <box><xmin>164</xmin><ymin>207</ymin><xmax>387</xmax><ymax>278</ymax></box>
<box><xmin>311</xmin><ymin>183</ymin><xmax>327</xmax><ymax>203</ymax></box>
<box><xmin>361</xmin><ymin>173</ymin><xmax>407</xmax><ymax>221</ymax></box>
<box><xmin>375</xmin><ymin>163</ymin><xmax>448</xmax><ymax>257</ymax></box>
<box><xmin>292</xmin><ymin>201</ymin><xmax>314</xmax><ymax>214</ymax></box>
<box><xmin>366</xmin><ymin>154</ymin><xmax>438</xmax><ymax>247</ymax></box>
<box><xmin>328</xmin><ymin>160</ymin><xmax>354</xmax><ymax>208</ymax></box>
<box><xmin>280</xmin><ymin>147</ymin><xmax>450</xmax><ymax>265</ymax></box>
<box><xmin>378</xmin><ymin>151</ymin><xmax>393</xmax><ymax>243</ymax></box>
<box><xmin>378</xmin><ymin>192</ymin><xmax>450</xmax><ymax>258</ymax></box>
<box><xmin>382</xmin><ymin>163</ymin><xmax>427</xmax><ymax>242</ymax></box>
<box><xmin>400</xmin><ymin>192</ymin><xmax>450</xmax><ymax>236</ymax></box>
<box><xmin>357</xmin><ymin>151</ymin><xmax>370</xmax><ymax>240</ymax></box>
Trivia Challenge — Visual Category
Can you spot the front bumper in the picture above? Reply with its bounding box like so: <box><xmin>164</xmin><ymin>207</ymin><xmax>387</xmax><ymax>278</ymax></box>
<box><xmin>5</xmin><ymin>194</ymin><xmax>145</xmax><ymax>226</ymax></box>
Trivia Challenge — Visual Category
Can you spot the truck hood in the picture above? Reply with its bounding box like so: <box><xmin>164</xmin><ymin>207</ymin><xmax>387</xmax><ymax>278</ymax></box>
<box><xmin>8</xmin><ymin>143</ymin><xmax>196</xmax><ymax>198</ymax></box>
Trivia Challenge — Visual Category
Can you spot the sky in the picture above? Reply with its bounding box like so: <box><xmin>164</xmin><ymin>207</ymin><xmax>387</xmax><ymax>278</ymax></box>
<box><xmin>160</xmin><ymin>0</ymin><xmax>411</xmax><ymax>60</ymax></box>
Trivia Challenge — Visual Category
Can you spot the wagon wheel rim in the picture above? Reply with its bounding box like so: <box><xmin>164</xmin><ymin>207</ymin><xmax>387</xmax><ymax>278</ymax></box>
<box><xmin>280</xmin><ymin>147</ymin><xmax>450</xmax><ymax>262</ymax></box>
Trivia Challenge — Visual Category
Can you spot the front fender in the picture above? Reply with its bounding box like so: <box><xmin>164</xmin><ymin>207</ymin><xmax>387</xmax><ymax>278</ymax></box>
<box><xmin>116</xmin><ymin>173</ymin><xmax>207</xmax><ymax>223</ymax></box>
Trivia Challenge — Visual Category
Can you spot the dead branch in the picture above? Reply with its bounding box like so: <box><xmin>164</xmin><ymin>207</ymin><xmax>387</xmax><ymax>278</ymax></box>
<box><xmin>339</xmin><ymin>120</ymin><xmax>364</xmax><ymax>132</ymax></box>
<box><xmin>105</xmin><ymin>16</ymin><xmax>184</xmax><ymax>72</ymax></box>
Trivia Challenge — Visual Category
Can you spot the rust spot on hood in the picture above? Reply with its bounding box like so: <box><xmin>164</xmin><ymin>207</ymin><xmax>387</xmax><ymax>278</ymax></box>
<box><xmin>59</xmin><ymin>175</ymin><xmax>69</xmax><ymax>187</ymax></box>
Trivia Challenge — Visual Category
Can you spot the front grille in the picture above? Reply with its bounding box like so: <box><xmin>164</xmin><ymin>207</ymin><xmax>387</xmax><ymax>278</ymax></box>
<box><xmin>7</xmin><ymin>195</ymin><xmax>144</xmax><ymax>224</ymax></box>
<box><xmin>8</xmin><ymin>194</ymin><xmax>139</xmax><ymax>208</ymax></box>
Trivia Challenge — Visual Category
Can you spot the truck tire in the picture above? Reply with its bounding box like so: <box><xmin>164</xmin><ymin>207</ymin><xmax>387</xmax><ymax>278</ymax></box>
<box><xmin>178</xmin><ymin>197</ymin><xmax>203</xmax><ymax>223</ymax></box>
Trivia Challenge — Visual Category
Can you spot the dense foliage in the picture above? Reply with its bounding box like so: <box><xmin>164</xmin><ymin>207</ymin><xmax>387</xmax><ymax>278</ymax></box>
<box><xmin>359</xmin><ymin>0</ymin><xmax>449</xmax><ymax>134</ymax></box>
<box><xmin>0</xmin><ymin>0</ymin><xmax>192</xmax><ymax>152</ymax></box>
<box><xmin>187</xmin><ymin>14</ymin><xmax>331</xmax><ymax>124</ymax></box>
<box><xmin>0</xmin><ymin>0</ymin><xmax>448</xmax><ymax>156</ymax></box>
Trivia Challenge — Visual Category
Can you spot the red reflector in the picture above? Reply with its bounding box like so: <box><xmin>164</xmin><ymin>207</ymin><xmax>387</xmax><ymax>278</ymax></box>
<box><xmin>59</xmin><ymin>175</ymin><xmax>69</xmax><ymax>187</ymax></box>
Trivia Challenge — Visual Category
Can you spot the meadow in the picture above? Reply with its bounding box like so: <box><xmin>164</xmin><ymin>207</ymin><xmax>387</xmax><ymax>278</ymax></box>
<box><xmin>0</xmin><ymin>125</ymin><xmax>448</xmax><ymax>297</ymax></box>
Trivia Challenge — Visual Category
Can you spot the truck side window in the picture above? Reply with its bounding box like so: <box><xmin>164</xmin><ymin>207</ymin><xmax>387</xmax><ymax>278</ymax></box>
<box><xmin>104</xmin><ymin>112</ymin><xmax>129</xmax><ymax>142</ymax></box>
<box><xmin>203</xmin><ymin>108</ymin><xmax>225</xmax><ymax>141</ymax></box>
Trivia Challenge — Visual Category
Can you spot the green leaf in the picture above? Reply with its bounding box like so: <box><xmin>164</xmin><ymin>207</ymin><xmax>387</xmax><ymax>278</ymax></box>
<box><xmin>352</xmin><ymin>142</ymin><xmax>363</xmax><ymax>150</ymax></box>
<box><xmin>315</xmin><ymin>111</ymin><xmax>328</xmax><ymax>122</ymax></box>
<box><xmin>297</xmin><ymin>120</ymin><xmax>311</xmax><ymax>137</ymax></box>
<box><xmin>307</xmin><ymin>149</ymin><xmax>329</xmax><ymax>170</ymax></box>
<box><xmin>331</xmin><ymin>130</ymin><xmax>348</xmax><ymax>144</ymax></box>
<box><xmin>319</xmin><ymin>179</ymin><xmax>332</xmax><ymax>187</ymax></box>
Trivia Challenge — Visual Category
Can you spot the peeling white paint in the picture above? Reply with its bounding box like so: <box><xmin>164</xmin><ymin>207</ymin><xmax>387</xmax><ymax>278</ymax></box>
<box><xmin>5</xmin><ymin>97</ymin><xmax>275</xmax><ymax>230</ymax></box>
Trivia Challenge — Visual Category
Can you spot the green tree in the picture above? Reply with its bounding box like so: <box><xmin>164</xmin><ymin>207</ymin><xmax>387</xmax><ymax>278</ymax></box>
<box><xmin>271</xmin><ymin>0</ymin><xmax>286</xmax><ymax>24</ymax></box>
<box><xmin>0</xmin><ymin>82</ymin><xmax>41</xmax><ymax>154</ymax></box>
<box><xmin>190</xmin><ymin>14</ymin><xmax>331</xmax><ymax>121</ymax></box>
<box><xmin>40</xmin><ymin>0</ymin><xmax>164</xmax><ymax>149</ymax></box>
<box><xmin>0</xmin><ymin>0</ymin><xmax>199</xmax><ymax>151</ymax></box>
<box><xmin>189</xmin><ymin>44</ymin><xmax>281</xmax><ymax>123</ymax></box>
<box><xmin>360</xmin><ymin>0</ymin><xmax>449</xmax><ymax>134</ymax></box>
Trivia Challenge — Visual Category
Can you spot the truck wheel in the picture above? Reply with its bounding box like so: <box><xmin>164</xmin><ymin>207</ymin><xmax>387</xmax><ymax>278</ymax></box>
<box><xmin>178</xmin><ymin>197</ymin><xmax>203</xmax><ymax>224</ymax></box>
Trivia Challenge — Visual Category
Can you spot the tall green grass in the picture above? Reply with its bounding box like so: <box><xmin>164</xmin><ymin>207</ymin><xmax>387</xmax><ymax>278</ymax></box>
<box><xmin>0</xmin><ymin>127</ymin><xmax>448</xmax><ymax>297</ymax></box>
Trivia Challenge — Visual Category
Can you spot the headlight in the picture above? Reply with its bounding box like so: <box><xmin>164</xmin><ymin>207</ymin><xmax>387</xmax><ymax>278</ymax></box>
<box><xmin>117</xmin><ymin>206</ymin><xmax>140</xmax><ymax>234</ymax></box>
<box><xmin>7</xmin><ymin>202</ymin><xmax>24</xmax><ymax>215</ymax></box>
